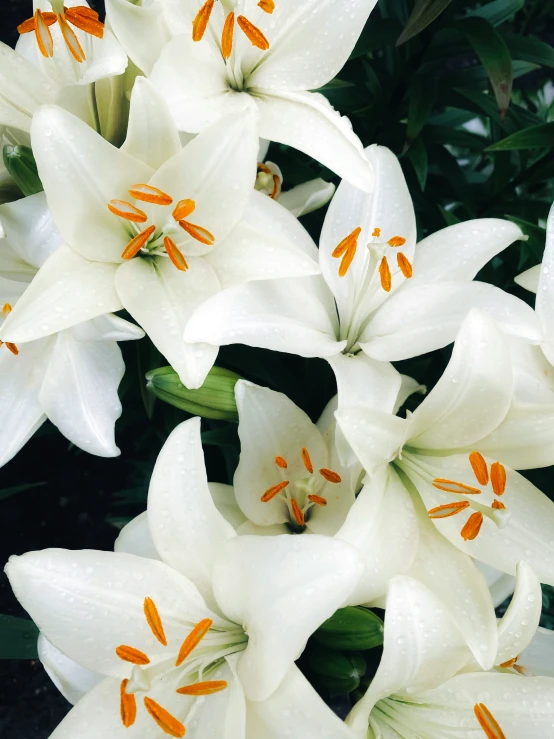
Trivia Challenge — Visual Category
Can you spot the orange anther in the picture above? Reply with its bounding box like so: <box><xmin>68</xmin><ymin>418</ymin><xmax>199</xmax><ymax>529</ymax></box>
<box><xmin>2</xmin><ymin>303</ymin><xmax>12</xmax><ymax>316</ymax></box>
<box><xmin>474</xmin><ymin>703</ymin><xmax>506</xmax><ymax>739</ymax></box>
<box><xmin>178</xmin><ymin>220</ymin><xmax>215</xmax><ymax>246</ymax></box>
<box><xmin>34</xmin><ymin>9</ymin><xmax>54</xmax><ymax>58</ymax></box>
<box><xmin>58</xmin><ymin>14</ymin><xmax>86</xmax><ymax>62</ymax></box>
<box><xmin>308</xmin><ymin>494</ymin><xmax>328</xmax><ymax>507</ymax></box>
<box><xmin>18</xmin><ymin>12</ymin><xmax>56</xmax><ymax>34</ymax></box>
<box><xmin>164</xmin><ymin>237</ymin><xmax>189</xmax><ymax>272</ymax></box>
<box><xmin>275</xmin><ymin>456</ymin><xmax>288</xmax><ymax>469</ymax></box>
<box><xmin>65</xmin><ymin>6</ymin><xmax>104</xmax><ymax>38</ymax></box>
<box><xmin>115</xmin><ymin>645</ymin><xmax>150</xmax><ymax>665</ymax></box>
<box><xmin>120</xmin><ymin>679</ymin><xmax>137</xmax><ymax>728</ymax></box>
<box><xmin>319</xmin><ymin>469</ymin><xmax>342</xmax><ymax>484</ymax></box>
<box><xmin>332</xmin><ymin>227</ymin><xmax>361</xmax><ymax>258</ymax></box>
<box><xmin>372</xmin><ymin>227</ymin><xmax>381</xmax><ymax>238</ymax></box>
<box><xmin>499</xmin><ymin>657</ymin><xmax>517</xmax><ymax>669</ymax></box>
<box><xmin>461</xmin><ymin>511</ymin><xmax>484</xmax><ymax>541</ymax></box>
<box><xmin>4</xmin><ymin>342</ymin><xmax>19</xmax><ymax>356</ymax></box>
<box><xmin>291</xmin><ymin>499</ymin><xmax>305</xmax><ymax>527</ymax></box>
<box><xmin>432</xmin><ymin>479</ymin><xmax>481</xmax><ymax>495</ymax></box>
<box><xmin>129</xmin><ymin>184</ymin><xmax>173</xmax><ymax>206</ymax></box>
<box><xmin>428</xmin><ymin>501</ymin><xmax>470</xmax><ymax>519</ymax></box>
<box><xmin>221</xmin><ymin>12</ymin><xmax>235</xmax><ymax>59</ymax></box>
<box><xmin>258</xmin><ymin>0</ymin><xmax>275</xmax><ymax>12</ymax></box>
<box><xmin>469</xmin><ymin>451</ymin><xmax>489</xmax><ymax>486</ymax></box>
<box><xmin>490</xmin><ymin>462</ymin><xmax>506</xmax><ymax>496</ymax></box>
<box><xmin>176</xmin><ymin>680</ymin><xmax>228</xmax><ymax>696</ymax></box>
<box><xmin>121</xmin><ymin>225</ymin><xmax>156</xmax><ymax>260</ymax></box>
<box><xmin>388</xmin><ymin>236</ymin><xmax>407</xmax><ymax>247</ymax></box>
<box><xmin>192</xmin><ymin>0</ymin><xmax>215</xmax><ymax>42</ymax></box>
<box><xmin>301</xmin><ymin>447</ymin><xmax>313</xmax><ymax>474</ymax></box>
<box><xmin>397</xmin><ymin>252</ymin><xmax>413</xmax><ymax>279</ymax></box>
<box><xmin>257</xmin><ymin>162</ymin><xmax>271</xmax><ymax>174</ymax></box>
<box><xmin>108</xmin><ymin>200</ymin><xmax>148</xmax><ymax>223</ymax></box>
<box><xmin>144</xmin><ymin>597</ymin><xmax>167</xmax><ymax>646</ymax></box>
<box><xmin>144</xmin><ymin>697</ymin><xmax>185</xmax><ymax>738</ymax></box>
<box><xmin>270</xmin><ymin>174</ymin><xmax>281</xmax><ymax>200</ymax></box>
<box><xmin>172</xmin><ymin>199</ymin><xmax>196</xmax><ymax>221</ymax></box>
<box><xmin>379</xmin><ymin>256</ymin><xmax>392</xmax><ymax>292</ymax></box>
<box><xmin>492</xmin><ymin>499</ymin><xmax>506</xmax><ymax>510</ymax></box>
<box><xmin>237</xmin><ymin>16</ymin><xmax>269</xmax><ymax>50</ymax></box>
<box><xmin>176</xmin><ymin>619</ymin><xmax>213</xmax><ymax>667</ymax></box>
<box><xmin>261</xmin><ymin>480</ymin><xmax>289</xmax><ymax>502</ymax></box>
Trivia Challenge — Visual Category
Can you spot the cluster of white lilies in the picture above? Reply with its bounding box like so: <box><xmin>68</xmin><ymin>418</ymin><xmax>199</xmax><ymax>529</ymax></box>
<box><xmin>3</xmin><ymin>1</ymin><xmax>554</xmax><ymax>738</ymax></box>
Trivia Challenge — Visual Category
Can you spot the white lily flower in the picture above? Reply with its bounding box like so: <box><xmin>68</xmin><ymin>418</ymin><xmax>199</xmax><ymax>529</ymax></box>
<box><xmin>184</xmin><ymin>145</ymin><xmax>540</xmax><ymax>406</ymax></box>
<box><xmin>5</xmin><ymin>452</ymin><xmax>363</xmax><ymax>738</ymax></box>
<box><xmin>336</xmin><ymin>310</ymin><xmax>554</xmax><ymax>598</ymax></box>
<box><xmin>0</xmin><ymin>191</ymin><xmax>143</xmax><ymax>467</ymax></box>
<box><xmin>0</xmin><ymin>79</ymin><xmax>320</xmax><ymax>389</ymax></box>
<box><xmin>346</xmin><ymin>562</ymin><xmax>553</xmax><ymax>739</ymax></box>
<box><xmin>107</xmin><ymin>0</ymin><xmax>375</xmax><ymax>190</ymax></box>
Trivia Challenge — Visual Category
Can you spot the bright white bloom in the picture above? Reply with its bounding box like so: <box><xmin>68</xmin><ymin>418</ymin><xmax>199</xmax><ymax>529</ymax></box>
<box><xmin>346</xmin><ymin>562</ymin><xmax>553</xmax><ymax>739</ymax></box>
<box><xmin>0</xmin><ymin>192</ymin><xmax>143</xmax><ymax>467</ymax></box>
<box><xmin>5</xmin><ymin>459</ymin><xmax>363</xmax><ymax>738</ymax></box>
<box><xmin>337</xmin><ymin>310</ymin><xmax>554</xmax><ymax>596</ymax></box>
<box><xmin>0</xmin><ymin>79</ymin><xmax>320</xmax><ymax>389</ymax></box>
<box><xmin>108</xmin><ymin>0</ymin><xmax>376</xmax><ymax>189</ymax></box>
<box><xmin>185</xmin><ymin>145</ymin><xmax>540</xmax><ymax>403</ymax></box>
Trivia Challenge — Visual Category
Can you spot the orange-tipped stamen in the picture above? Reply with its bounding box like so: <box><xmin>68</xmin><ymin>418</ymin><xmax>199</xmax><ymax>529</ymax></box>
<box><xmin>178</xmin><ymin>220</ymin><xmax>215</xmax><ymax>246</ymax></box>
<box><xmin>319</xmin><ymin>469</ymin><xmax>342</xmax><ymax>484</ymax></box>
<box><xmin>308</xmin><ymin>495</ymin><xmax>327</xmax><ymax>507</ymax></box>
<box><xmin>176</xmin><ymin>680</ymin><xmax>228</xmax><ymax>696</ymax></box>
<box><xmin>490</xmin><ymin>462</ymin><xmax>506</xmax><ymax>496</ymax></box>
<box><xmin>492</xmin><ymin>499</ymin><xmax>506</xmax><ymax>510</ymax></box>
<box><xmin>121</xmin><ymin>225</ymin><xmax>156</xmax><ymax>260</ymax></box>
<box><xmin>428</xmin><ymin>501</ymin><xmax>470</xmax><ymax>519</ymax></box>
<box><xmin>461</xmin><ymin>511</ymin><xmax>484</xmax><ymax>541</ymax></box>
<box><xmin>4</xmin><ymin>342</ymin><xmax>19</xmax><ymax>356</ymax></box>
<box><xmin>469</xmin><ymin>451</ymin><xmax>489</xmax><ymax>486</ymax></box>
<box><xmin>192</xmin><ymin>0</ymin><xmax>215</xmax><ymax>42</ymax></box>
<box><xmin>397</xmin><ymin>252</ymin><xmax>413</xmax><ymax>279</ymax></box>
<box><xmin>379</xmin><ymin>256</ymin><xmax>392</xmax><ymax>292</ymax></box>
<box><xmin>261</xmin><ymin>480</ymin><xmax>289</xmax><ymax>502</ymax></box>
<box><xmin>258</xmin><ymin>0</ymin><xmax>275</xmax><ymax>11</ymax></box>
<box><xmin>301</xmin><ymin>447</ymin><xmax>313</xmax><ymax>474</ymax></box>
<box><xmin>2</xmin><ymin>303</ymin><xmax>12</xmax><ymax>316</ymax></box>
<box><xmin>432</xmin><ymin>479</ymin><xmax>481</xmax><ymax>495</ymax></box>
<box><xmin>499</xmin><ymin>657</ymin><xmax>517</xmax><ymax>669</ymax></box>
<box><xmin>176</xmin><ymin>619</ymin><xmax>213</xmax><ymax>667</ymax></box>
<box><xmin>108</xmin><ymin>199</ymin><xmax>148</xmax><ymax>223</ymax></box>
<box><xmin>291</xmin><ymin>499</ymin><xmax>305</xmax><ymax>527</ymax></box>
<box><xmin>18</xmin><ymin>12</ymin><xmax>56</xmax><ymax>34</ymax></box>
<box><xmin>58</xmin><ymin>14</ymin><xmax>86</xmax><ymax>63</ymax></box>
<box><xmin>173</xmin><ymin>199</ymin><xmax>196</xmax><ymax>221</ymax></box>
<box><xmin>275</xmin><ymin>456</ymin><xmax>288</xmax><ymax>469</ymax></box>
<box><xmin>143</xmin><ymin>697</ymin><xmax>185</xmax><ymax>738</ymax></box>
<box><xmin>164</xmin><ymin>237</ymin><xmax>189</xmax><ymax>272</ymax></box>
<box><xmin>270</xmin><ymin>174</ymin><xmax>281</xmax><ymax>200</ymax></box>
<box><xmin>65</xmin><ymin>7</ymin><xmax>104</xmax><ymax>38</ymax></box>
<box><xmin>144</xmin><ymin>597</ymin><xmax>167</xmax><ymax>646</ymax></box>
<box><xmin>120</xmin><ymin>679</ymin><xmax>137</xmax><ymax>728</ymax></box>
<box><xmin>372</xmin><ymin>227</ymin><xmax>381</xmax><ymax>238</ymax></box>
<box><xmin>116</xmin><ymin>645</ymin><xmax>150</xmax><ymax>665</ymax></box>
<box><xmin>388</xmin><ymin>236</ymin><xmax>407</xmax><ymax>247</ymax></box>
<box><xmin>338</xmin><ymin>247</ymin><xmax>356</xmax><ymax>278</ymax></box>
<box><xmin>34</xmin><ymin>9</ymin><xmax>54</xmax><ymax>58</ymax></box>
<box><xmin>474</xmin><ymin>703</ymin><xmax>506</xmax><ymax>739</ymax></box>
<box><xmin>129</xmin><ymin>184</ymin><xmax>173</xmax><ymax>206</ymax></box>
<box><xmin>332</xmin><ymin>227</ymin><xmax>361</xmax><ymax>258</ymax></box>
<box><xmin>221</xmin><ymin>12</ymin><xmax>235</xmax><ymax>59</ymax></box>
<box><xmin>237</xmin><ymin>16</ymin><xmax>270</xmax><ymax>50</ymax></box>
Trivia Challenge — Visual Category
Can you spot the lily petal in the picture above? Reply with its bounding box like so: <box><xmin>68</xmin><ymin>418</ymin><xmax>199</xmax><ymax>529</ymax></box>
<box><xmin>278</xmin><ymin>179</ymin><xmax>335</xmax><ymax>218</ymax></box>
<box><xmin>478</xmin><ymin>562</ymin><xmax>516</xmax><ymax>608</ymax></box>
<box><xmin>105</xmin><ymin>0</ymin><xmax>171</xmax><ymax>74</ymax></box>
<box><xmin>0</xmin><ymin>192</ymin><xmax>62</xmax><ymax>270</ymax></box>
<box><xmin>537</xmin><ymin>202</ymin><xmax>554</xmax><ymax>363</ymax></box>
<box><xmin>114</xmin><ymin>512</ymin><xmax>161</xmax><ymax>561</ymax></box>
<box><xmin>515</xmin><ymin>264</ymin><xmax>540</xmax><ymax>293</ymax></box>
<box><xmin>520</xmin><ymin>626</ymin><xmax>554</xmax><ymax>678</ymax></box>
<box><xmin>496</xmin><ymin>561</ymin><xmax>542</xmax><ymax>667</ymax></box>
<box><xmin>38</xmin><ymin>634</ymin><xmax>102</xmax><ymax>705</ymax></box>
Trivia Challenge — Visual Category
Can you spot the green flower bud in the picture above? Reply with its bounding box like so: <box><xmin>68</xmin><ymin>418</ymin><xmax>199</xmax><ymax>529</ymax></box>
<box><xmin>146</xmin><ymin>365</ymin><xmax>242</xmax><ymax>421</ymax></box>
<box><xmin>310</xmin><ymin>646</ymin><xmax>366</xmax><ymax>693</ymax></box>
<box><xmin>312</xmin><ymin>606</ymin><xmax>384</xmax><ymax>651</ymax></box>
<box><xmin>2</xmin><ymin>145</ymin><xmax>43</xmax><ymax>197</ymax></box>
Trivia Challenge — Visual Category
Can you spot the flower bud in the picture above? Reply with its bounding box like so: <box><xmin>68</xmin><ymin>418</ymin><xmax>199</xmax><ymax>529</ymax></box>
<box><xmin>146</xmin><ymin>365</ymin><xmax>242</xmax><ymax>421</ymax></box>
<box><xmin>312</xmin><ymin>606</ymin><xmax>384</xmax><ymax>651</ymax></box>
<box><xmin>2</xmin><ymin>145</ymin><xmax>43</xmax><ymax>197</ymax></box>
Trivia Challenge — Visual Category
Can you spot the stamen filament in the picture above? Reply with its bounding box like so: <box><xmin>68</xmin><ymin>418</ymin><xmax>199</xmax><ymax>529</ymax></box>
<box><xmin>461</xmin><ymin>511</ymin><xmax>484</xmax><ymax>541</ymax></box>
<box><xmin>432</xmin><ymin>479</ymin><xmax>481</xmax><ymax>495</ymax></box>
<box><xmin>319</xmin><ymin>468</ymin><xmax>342</xmax><ymax>483</ymax></box>
<box><xmin>144</xmin><ymin>597</ymin><xmax>167</xmax><ymax>646</ymax></box>
<box><xmin>379</xmin><ymin>256</ymin><xmax>392</xmax><ymax>292</ymax></box>
<box><xmin>490</xmin><ymin>461</ymin><xmax>506</xmax><ymax>496</ymax></box>
<box><xmin>301</xmin><ymin>447</ymin><xmax>313</xmax><ymax>474</ymax></box>
<box><xmin>116</xmin><ymin>645</ymin><xmax>150</xmax><ymax>665</ymax></box>
<box><xmin>237</xmin><ymin>16</ymin><xmax>269</xmax><ymax>50</ymax></box>
<box><xmin>428</xmin><ymin>501</ymin><xmax>470</xmax><ymax>519</ymax></box>
<box><xmin>261</xmin><ymin>480</ymin><xmax>289</xmax><ymax>502</ymax></box>
<box><xmin>176</xmin><ymin>680</ymin><xmax>228</xmax><ymax>696</ymax></box>
<box><xmin>143</xmin><ymin>697</ymin><xmax>185</xmax><ymax>738</ymax></box>
<box><xmin>176</xmin><ymin>619</ymin><xmax>213</xmax><ymax>667</ymax></box>
<box><xmin>474</xmin><ymin>703</ymin><xmax>506</xmax><ymax>739</ymax></box>
<box><xmin>120</xmin><ymin>679</ymin><xmax>137</xmax><ymax>728</ymax></box>
<box><xmin>121</xmin><ymin>225</ymin><xmax>156</xmax><ymax>260</ymax></box>
<box><xmin>192</xmin><ymin>0</ymin><xmax>215</xmax><ymax>42</ymax></box>
<box><xmin>291</xmin><ymin>499</ymin><xmax>305</xmax><ymax>527</ymax></box>
<box><xmin>275</xmin><ymin>456</ymin><xmax>288</xmax><ymax>469</ymax></box>
<box><xmin>469</xmin><ymin>451</ymin><xmax>489</xmax><ymax>486</ymax></box>
<box><xmin>129</xmin><ymin>184</ymin><xmax>173</xmax><ymax>206</ymax></box>
<box><xmin>164</xmin><ymin>237</ymin><xmax>189</xmax><ymax>272</ymax></box>
<box><xmin>221</xmin><ymin>12</ymin><xmax>235</xmax><ymax>59</ymax></box>
<box><xmin>308</xmin><ymin>495</ymin><xmax>327</xmax><ymax>507</ymax></box>
<box><xmin>108</xmin><ymin>200</ymin><xmax>148</xmax><ymax>223</ymax></box>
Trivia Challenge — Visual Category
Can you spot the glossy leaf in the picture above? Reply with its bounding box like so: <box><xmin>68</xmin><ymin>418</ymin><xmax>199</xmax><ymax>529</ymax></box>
<box><xmin>397</xmin><ymin>0</ymin><xmax>453</xmax><ymax>45</ymax></box>
<box><xmin>468</xmin><ymin>0</ymin><xmax>524</xmax><ymax>26</ymax></box>
<box><xmin>486</xmin><ymin>123</ymin><xmax>554</xmax><ymax>151</ymax></box>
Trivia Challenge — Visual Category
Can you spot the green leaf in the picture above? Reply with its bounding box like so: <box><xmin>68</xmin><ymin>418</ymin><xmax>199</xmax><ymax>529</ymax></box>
<box><xmin>451</xmin><ymin>17</ymin><xmax>513</xmax><ymax>118</ymax></box>
<box><xmin>0</xmin><ymin>615</ymin><xmax>39</xmax><ymax>659</ymax></box>
<box><xmin>467</xmin><ymin>0</ymin><xmax>524</xmax><ymax>26</ymax></box>
<box><xmin>504</xmin><ymin>34</ymin><xmax>554</xmax><ymax>69</ymax></box>
<box><xmin>405</xmin><ymin>137</ymin><xmax>428</xmax><ymax>190</ymax></box>
<box><xmin>406</xmin><ymin>76</ymin><xmax>437</xmax><ymax>143</ymax></box>
<box><xmin>439</xmin><ymin>205</ymin><xmax>462</xmax><ymax>226</ymax></box>
<box><xmin>2</xmin><ymin>145</ymin><xmax>43</xmax><ymax>196</ymax></box>
<box><xmin>396</xmin><ymin>0</ymin><xmax>453</xmax><ymax>46</ymax></box>
<box><xmin>0</xmin><ymin>481</ymin><xmax>46</xmax><ymax>502</ymax></box>
<box><xmin>312</xmin><ymin>607</ymin><xmax>384</xmax><ymax>651</ymax></box>
<box><xmin>486</xmin><ymin>123</ymin><xmax>554</xmax><ymax>151</ymax></box>
<box><xmin>350</xmin><ymin>18</ymin><xmax>402</xmax><ymax>58</ymax></box>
